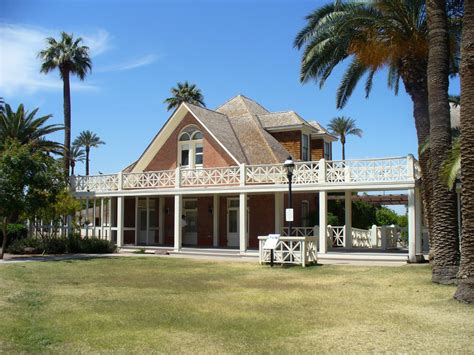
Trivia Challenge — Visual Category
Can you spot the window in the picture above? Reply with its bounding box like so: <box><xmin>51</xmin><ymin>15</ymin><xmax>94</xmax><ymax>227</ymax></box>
<box><xmin>301</xmin><ymin>201</ymin><xmax>310</xmax><ymax>227</ymax></box>
<box><xmin>178</xmin><ymin>126</ymin><xmax>204</xmax><ymax>168</ymax></box>
<box><xmin>302</xmin><ymin>134</ymin><xmax>310</xmax><ymax>161</ymax></box>
<box><xmin>324</xmin><ymin>142</ymin><xmax>332</xmax><ymax>160</ymax></box>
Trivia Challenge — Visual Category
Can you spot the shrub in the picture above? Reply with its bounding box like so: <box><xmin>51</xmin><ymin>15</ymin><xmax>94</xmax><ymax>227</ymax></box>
<box><xmin>0</xmin><ymin>223</ymin><xmax>28</xmax><ymax>248</ymax></box>
<box><xmin>6</xmin><ymin>235</ymin><xmax>116</xmax><ymax>255</ymax></box>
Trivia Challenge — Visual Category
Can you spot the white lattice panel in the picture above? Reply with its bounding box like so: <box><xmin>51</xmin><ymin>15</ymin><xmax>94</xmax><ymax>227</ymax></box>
<box><xmin>245</xmin><ymin>164</ymin><xmax>287</xmax><ymax>184</ymax></box>
<box><xmin>123</xmin><ymin>170</ymin><xmax>176</xmax><ymax>189</ymax></box>
<box><xmin>181</xmin><ymin>167</ymin><xmax>240</xmax><ymax>186</ymax></box>
<box><xmin>351</xmin><ymin>227</ymin><xmax>372</xmax><ymax>248</ymax></box>
<box><xmin>74</xmin><ymin>174</ymin><xmax>120</xmax><ymax>192</ymax></box>
<box><xmin>328</xmin><ymin>226</ymin><xmax>345</xmax><ymax>247</ymax></box>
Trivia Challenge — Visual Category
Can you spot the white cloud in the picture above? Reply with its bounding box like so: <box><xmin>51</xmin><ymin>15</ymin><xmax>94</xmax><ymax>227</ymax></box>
<box><xmin>97</xmin><ymin>54</ymin><xmax>158</xmax><ymax>72</ymax></box>
<box><xmin>0</xmin><ymin>24</ymin><xmax>108</xmax><ymax>96</ymax></box>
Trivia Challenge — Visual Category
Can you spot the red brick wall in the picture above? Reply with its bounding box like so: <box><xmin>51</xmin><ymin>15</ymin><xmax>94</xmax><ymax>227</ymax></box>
<box><xmin>248</xmin><ymin>194</ymin><xmax>275</xmax><ymax>248</ymax></box>
<box><xmin>197</xmin><ymin>196</ymin><xmax>213</xmax><ymax>246</ymax></box>
<box><xmin>145</xmin><ymin>113</ymin><xmax>235</xmax><ymax>171</ymax></box>
<box><xmin>283</xmin><ymin>192</ymin><xmax>319</xmax><ymax>227</ymax></box>
<box><xmin>270</xmin><ymin>130</ymin><xmax>301</xmax><ymax>161</ymax></box>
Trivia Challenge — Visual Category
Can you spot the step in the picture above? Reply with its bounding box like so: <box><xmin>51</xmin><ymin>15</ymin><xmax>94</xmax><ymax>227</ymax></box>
<box><xmin>318</xmin><ymin>252</ymin><xmax>409</xmax><ymax>262</ymax></box>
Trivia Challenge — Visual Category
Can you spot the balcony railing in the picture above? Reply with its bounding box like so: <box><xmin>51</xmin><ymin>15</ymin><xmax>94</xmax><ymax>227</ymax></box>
<box><xmin>71</xmin><ymin>156</ymin><xmax>418</xmax><ymax>193</ymax></box>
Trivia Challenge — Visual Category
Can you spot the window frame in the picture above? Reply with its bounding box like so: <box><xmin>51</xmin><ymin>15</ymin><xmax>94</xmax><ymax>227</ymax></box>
<box><xmin>302</xmin><ymin>133</ymin><xmax>310</xmax><ymax>161</ymax></box>
<box><xmin>178</xmin><ymin>126</ymin><xmax>204</xmax><ymax>169</ymax></box>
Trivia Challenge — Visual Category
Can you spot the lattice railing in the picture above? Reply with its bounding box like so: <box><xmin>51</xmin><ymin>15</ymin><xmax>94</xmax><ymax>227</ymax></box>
<box><xmin>245</xmin><ymin>164</ymin><xmax>287</xmax><ymax>184</ymax></box>
<box><xmin>385</xmin><ymin>226</ymin><xmax>408</xmax><ymax>249</ymax></box>
<box><xmin>74</xmin><ymin>174</ymin><xmax>120</xmax><ymax>192</ymax></box>
<box><xmin>123</xmin><ymin>170</ymin><xmax>175</xmax><ymax>189</ymax></box>
<box><xmin>327</xmin><ymin>225</ymin><xmax>345</xmax><ymax>247</ymax></box>
<box><xmin>258</xmin><ymin>236</ymin><xmax>317</xmax><ymax>267</ymax></box>
<box><xmin>281</xmin><ymin>226</ymin><xmax>318</xmax><ymax>237</ymax></box>
<box><xmin>351</xmin><ymin>227</ymin><xmax>373</xmax><ymax>248</ymax></box>
<box><xmin>180</xmin><ymin>166</ymin><xmax>241</xmax><ymax>186</ymax></box>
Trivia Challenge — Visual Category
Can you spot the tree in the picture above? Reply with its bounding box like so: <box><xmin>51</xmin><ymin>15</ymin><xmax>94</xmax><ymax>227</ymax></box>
<box><xmin>38</xmin><ymin>32</ymin><xmax>92</xmax><ymax>176</ymax></box>
<box><xmin>0</xmin><ymin>103</ymin><xmax>63</xmax><ymax>153</ymax></box>
<box><xmin>69</xmin><ymin>145</ymin><xmax>85</xmax><ymax>176</ymax></box>
<box><xmin>0</xmin><ymin>140</ymin><xmax>66</xmax><ymax>259</ymax></box>
<box><xmin>72</xmin><ymin>130</ymin><xmax>104</xmax><ymax>176</ymax></box>
<box><xmin>164</xmin><ymin>81</ymin><xmax>205</xmax><ymax>111</ymax></box>
<box><xmin>454</xmin><ymin>0</ymin><xmax>474</xmax><ymax>303</ymax></box>
<box><xmin>327</xmin><ymin>116</ymin><xmax>362</xmax><ymax>160</ymax></box>
<box><xmin>0</xmin><ymin>97</ymin><xmax>5</xmax><ymax>114</ymax></box>
<box><xmin>427</xmin><ymin>0</ymin><xmax>460</xmax><ymax>283</ymax></box>
<box><xmin>294</xmin><ymin>0</ymin><xmax>461</xmax><ymax>275</ymax></box>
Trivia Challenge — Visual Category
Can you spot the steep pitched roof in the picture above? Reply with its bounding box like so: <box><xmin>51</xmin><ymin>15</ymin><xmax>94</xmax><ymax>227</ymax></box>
<box><xmin>216</xmin><ymin>95</ymin><xmax>288</xmax><ymax>164</ymax></box>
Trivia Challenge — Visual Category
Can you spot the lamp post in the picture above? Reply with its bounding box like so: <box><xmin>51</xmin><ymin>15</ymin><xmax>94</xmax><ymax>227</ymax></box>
<box><xmin>284</xmin><ymin>156</ymin><xmax>295</xmax><ymax>237</ymax></box>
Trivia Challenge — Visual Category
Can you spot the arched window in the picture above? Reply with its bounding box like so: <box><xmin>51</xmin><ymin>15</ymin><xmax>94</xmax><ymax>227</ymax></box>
<box><xmin>178</xmin><ymin>126</ymin><xmax>204</xmax><ymax>168</ymax></box>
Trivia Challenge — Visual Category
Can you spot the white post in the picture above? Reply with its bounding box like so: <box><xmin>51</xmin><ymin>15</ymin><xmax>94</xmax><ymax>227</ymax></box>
<box><xmin>146</xmin><ymin>196</ymin><xmax>150</xmax><ymax>245</ymax></box>
<box><xmin>407</xmin><ymin>154</ymin><xmax>415</xmax><ymax>179</ymax></box>
<box><xmin>415</xmin><ymin>187</ymin><xmax>422</xmax><ymax>255</ymax></box>
<box><xmin>318</xmin><ymin>158</ymin><xmax>326</xmax><ymax>183</ymax></box>
<box><xmin>158</xmin><ymin>197</ymin><xmax>165</xmax><ymax>245</ymax></box>
<box><xmin>100</xmin><ymin>198</ymin><xmax>105</xmax><ymax>239</ymax></box>
<box><xmin>118</xmin><ymin>171</ymin><xmax>124</xmax><ymax>190</ymax></box>
<box><xmin>135</xmin><ymin>196</ymin><xmax>138</xmax><ymax>245</ymax></box>
<box><xmin>240</xmin><ymin>163</ymin><xmax>246</xmax><ymax>186</ymax></box>
<box><xmin>408</xmin><ymin>188</ymin><xmax>417</xmax><ymax>262</ymax></box>
<box><xmin>213</xmin><ymin>194</ymin><xmax>219</xmax><ymax>247</ymax></box>
<box><xmin>319</xmin><ymin>191</ymin><xmax>328</xmax><ymax>253</ymax></box>
<box><xmin>117</xmin><ymin>196</ymin><xmax>124</xmax><ymax>247</ymax></box>
<box><xmin>380</xmin><ymin>225</ymin><xmax>387</xmax><ymax>250</ymax></box>
<box><xmin>93</xmin><ymin>198</ymin><xmax>97</xmax><ymax>237</ymax></box>
<box><xmin>175</xmin><ymin>167</ymin><xmax>181</xmax><ymax>188</ymax></box>
<box><xmin>344</xmin><ymin>191</ymin><xmax>352</xmax><ymax>248</ymax></box>
<box><xmin>174</xmin><ymin>194</ymin><xmax>182</xmax><ymax>251</ymax></box>
<box><xmin>371</xmin><ymin>224</ymin><xmax>378</xmax><ymax>247</ymax></box>
<box><xmin>239</xmin><ymin>192</ymin><xmax>248</xmax><ymax>253</ymax></box>
<box><xmin>85</xmin><ymin>197</ymin><xmax>89</xmax><ymax>238</ymax></box>
<box><xmin>274</xmin><ymin>192</ymin><xmax>283</xmax><ymax>234</ymax></box>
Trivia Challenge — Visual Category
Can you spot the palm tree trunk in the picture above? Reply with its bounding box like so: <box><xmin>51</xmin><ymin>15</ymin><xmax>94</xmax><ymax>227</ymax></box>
<box><xmin>71</xmin><ymin>161</ymin><xmax>75</xmax><ymax>176</ymax></box>
<box><xmin>427</xmin><ymin>0</ymin><xmax>460</xmax><ymax>284</ymax></box>
<box><xmin>454</xmin><ymin>0</ymin><xmax>474</xmax><ymax>303</ymax></box>
<box><xmin>62</xmin><ymin>68</ymin><xmax>71</xmax><ymax>177</ymax></box>
<box><xmin>341</xmin><ymin>142</ymin><xmax>345</xmax><ymax>160</ymax></box>
<box><xmin>86</xmin><ymin>147</ymin><xmax>90</xmax><ymax>176</ymax></box>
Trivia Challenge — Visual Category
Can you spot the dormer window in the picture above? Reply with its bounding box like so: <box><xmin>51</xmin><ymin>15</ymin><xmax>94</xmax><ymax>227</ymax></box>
<box><xmin>178</xmin><ymin>126</ymin><xmax>204</xmax><ymax>168</ymax></box>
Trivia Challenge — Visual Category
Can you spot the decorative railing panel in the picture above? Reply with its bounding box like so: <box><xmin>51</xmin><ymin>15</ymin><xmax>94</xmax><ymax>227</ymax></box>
<box><xmin>74</xmin><ymin>174</ymin><xmax>120</xmax><ymax>192</ymax></box>
<box><xmin>281</xmin><ymin>226</ymin><xmax>318</xmax><ymax>237</ymax></box>
<box><xmin>123</xmin><ymin>170</ymin><xmax>175</xmax><ymax>189</ymax></box>
<box><xmin>72</xmin><ymin>156</ymin><xmax>417</xmax><ymax>193</ymax></box>
<box><xmin>180</xmin><ymin>167</ymin><xmax>240</xmax><ymax>186</ymax></box>
<box><xmin>385</xmin><ymin>226</ymin><xmax>408</xmax><ymax>249</ymax></box>
<box><xmin>351</xmin><ymin>227</ymin><xmax>373</xmax><ymax>248</ymax></box>
<box><xmin>328</xmin><ymin>225</ymin><xmax>345</xmax><ymax>247</ymax></box>
<box><xmin>258</xmin><ymin>236</ymin><xmax>317</xmax><ymax>267</ymax></box>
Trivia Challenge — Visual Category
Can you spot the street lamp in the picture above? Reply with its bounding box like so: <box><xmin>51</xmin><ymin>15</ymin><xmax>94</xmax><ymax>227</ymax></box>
<box><xmin>284</xmin><ymin>156</ymin><xmax>295</xmax><ymax>237</ymax></box>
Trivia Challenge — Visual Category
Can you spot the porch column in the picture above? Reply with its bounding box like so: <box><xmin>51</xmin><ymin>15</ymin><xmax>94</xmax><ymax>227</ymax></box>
<box><xmin>239</xmin><ymin>192</ymin><xmax>248</xmax><ymax>253</ymax></box>
<box><xmin>345</xmin><ymin>191</ymin><xmax>352</xmax><ymax>248</ymax></box>
<box><xmin>319</xmin><ymin>191</ymin><xmax>328</xmax><ymax>253</ymax></box>
<box><xmin>174</xmin><ymin>194</ymin><xmax>182</xmax><ymax>251</ymax></box>
<box><xmin>274</xmin><ymin>192</ymin><xmax>284</xmax><ymax>234</ymax></box>
<box><xmin>213</xmin><ymin>195</ymin><xmax>219</xmax><ymax>247</ymax></box>
<box><xmin>135</xmin><ymin>196</ymin><xmax>139</xmax><ymax>245</ymax></box>
<box><xmin>408</xmin><ymin>188</ymin><xmax>418</xmax><ymax>262</ymax></box>
<box><xmin>93</xmin><ymin>198</ymin><xmax>97</xmax><ymax>237</ymax></box>
<box><xmin>117</xmin><ymin>196</ymin><xmax>124</xmax><ymax>247</ymax></box>
<box><xmin>100</xmin><ymin>198</ymin><xmax>105</xmax><ymax>239</ymax></box>
<box><xmin>158</xmin><ymin>197</ymin><xmax>165</xmax><ymax>244</ymax></box>
<box><xmin>85</xmin><ymin>197</ymin><xmax>89</xmax><ymax>237</ymax></box>
<box><xmin>146</xmin><ymin>196</ymin><xmax>150</xmax><ymax>245</ymax></box>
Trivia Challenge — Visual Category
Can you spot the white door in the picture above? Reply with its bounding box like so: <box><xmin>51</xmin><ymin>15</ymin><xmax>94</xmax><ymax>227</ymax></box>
<box><xmin>183</xmin><ymin>199</ymin><xmax>198</xmax><ymax>245</ymax></box>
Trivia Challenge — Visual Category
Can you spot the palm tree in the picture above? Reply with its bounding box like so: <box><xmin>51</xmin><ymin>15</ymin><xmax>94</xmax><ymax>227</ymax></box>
<box><xmin>327</xmin><ymin>116</ymin><xmax>362</xmax><ymax>160</ymax></box>
<box><xmin>38</xmin><ymin>32</ymin><xmax>92</xmax><ymax>176</ymax></box>
<box><xmin>73</xmin><ymin>130</ymin><xmax>104</xmax><ymax>176</ymax></box>
<box><xmin>0</xmin><ymin>97</ymin><xmax>5</xmax><ymax>114</ymax></box>
<box><xmin>427</xmin><ymin>0</ymin><xmax>460</xmax><ymax>283</ymax></box>
<box><xmin>0</xmin><ymin>103</ymin><xmax>63</xmax><ymax>153</ymax></box>
<box><xmin>454</xmin><ymin>0</ymin><xmax>474</xmax><ymax>303</ymax></box>
<box><xmin>164</xmin><ymin>81</ymin><xmax>205</xmax><ymax>111</ymax></box>
<box><xmin>294</xmin><ymin>0</ymin><xmax>461</xmax><ymax>280</ymax></box>
<box><xmin>69</xmin><ymin>145</ymin><xmax>85</xmax><ymax>176</ymax></box>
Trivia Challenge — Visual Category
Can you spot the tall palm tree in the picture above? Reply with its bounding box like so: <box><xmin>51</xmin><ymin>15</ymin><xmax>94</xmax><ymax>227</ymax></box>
<box><xmin>164</xmin><ymin>81</ymin><xmax>205</xmax><ymax>111</ymax></box>
<box><xmin>427</xmin><ymin>0</ymin><xmax>459</xmax><ymax>283</ymax></box>
<box><xmin>69</xmin><ymin>145</ymin><xmax>85</xmax><ymax>176</ymax></box>
<box><xmin>454</xmin><ymin>0</ymin><xmax>474</xmax><ymax>303</ymax></box>
<box><xmin>0</xmin><ymin>97</ymin><xmax>5</xmax><ymax>114</ymax></box>
<box><xmin>0</xmin><ymin>103</ymin><xmax>63</xmax><ymax>153</ymax></box>
<box><xmin>327</xmin><ymin>116</ymin><xmax>363</xmax><ymax>160</ymax></box>
<box><xmin>38</xmin><ymin>32</ymin><xmax>92</xmax><ymax>176</ymax></box>
<box><xmin>73</xmin><ymin>130</ymin><xmax>104</xmax><ymax>176</ymax></box>
<box><xmin>294</xmin><ymin>0</ymin><xmax>461</xmax><ymax>280</ymax></box>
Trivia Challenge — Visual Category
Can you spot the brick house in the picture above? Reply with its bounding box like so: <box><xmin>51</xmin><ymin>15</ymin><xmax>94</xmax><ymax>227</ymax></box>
<box><xmin>72</xmin><ymin>95</ymin><xmax>424</xmax><ymax>263</ymax></box>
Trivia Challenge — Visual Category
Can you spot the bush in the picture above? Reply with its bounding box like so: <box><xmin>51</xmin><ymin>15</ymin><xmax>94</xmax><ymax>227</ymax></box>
<box><xmin>7</xmin><ymin>235</ymin><xmax>116</xmax><ymax>255</ymax></box>
<box><xmin>0</xmin><ymin>223</ymin><xmax>28</xmax><ymax>247</ymax></box>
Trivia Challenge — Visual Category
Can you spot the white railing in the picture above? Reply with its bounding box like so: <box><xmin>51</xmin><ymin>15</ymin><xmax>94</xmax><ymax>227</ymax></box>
<box><xmin>123</xmin><ymin>170</ymin><xmax>175</xmax><ymax>189</ymax></box>
<box><xmin>258</xmin><ymin>236</ymin><xmax>317</xmax><ymax>267</ymax></box>
<box><xmin>384</xmin><ymin>225</ymin><xmax>408</xmax><ymax>249</ymax></box>
<box><xmin>73</xmin><ymin>174</ymin><xmax>120</xmax><ymax>192</ymax></box>
<box><xmin>72</xmin><ymin>156</ymin><xmax>417</xmax><ymax>193</ymax></box>
<box><xmin>351</xmin><ymin>227</ymin><xmax>373</xmax><ymax>248</ymax></box>
<box><xmin>181</xmin><ymin>166</ymin><xmax>241</xmax><ymax>186</ymax></box>
<box><xmin>327</xmin><ymin>225</ymin><xmax>345</xmax><ymax>247</ymax></box>
<box><xmin>281</xmin><ymin>226</ymin><xmax>318</xmax><ymax>237</ymax></box>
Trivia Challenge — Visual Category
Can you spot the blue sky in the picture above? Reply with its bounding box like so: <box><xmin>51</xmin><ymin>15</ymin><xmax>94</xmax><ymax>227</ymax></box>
<box><xmin>1</xmin><ymin>0</ymin><xmax>460</xmax><ymax>176</ymax></box>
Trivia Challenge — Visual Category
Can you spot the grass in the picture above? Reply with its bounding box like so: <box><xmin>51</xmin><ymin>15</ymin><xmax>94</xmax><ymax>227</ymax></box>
<box><xmin>0</xmin><ymin>257</ymin><xmax>473</xmax><ymax>353</ymax></box>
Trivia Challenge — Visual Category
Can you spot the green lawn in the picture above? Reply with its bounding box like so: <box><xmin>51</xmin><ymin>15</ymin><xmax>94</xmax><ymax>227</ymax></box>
<box><xmin>0</xmin><ymin>257</ymin><xmax>473</xmax><ymax>353</ymax></box>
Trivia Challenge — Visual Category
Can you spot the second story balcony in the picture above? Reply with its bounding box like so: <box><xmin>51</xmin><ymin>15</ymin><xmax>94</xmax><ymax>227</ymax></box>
<box><xmin>71</xmin><ymin>156</ymin><xmax>420</xmax><ymax>194</ymax></box>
